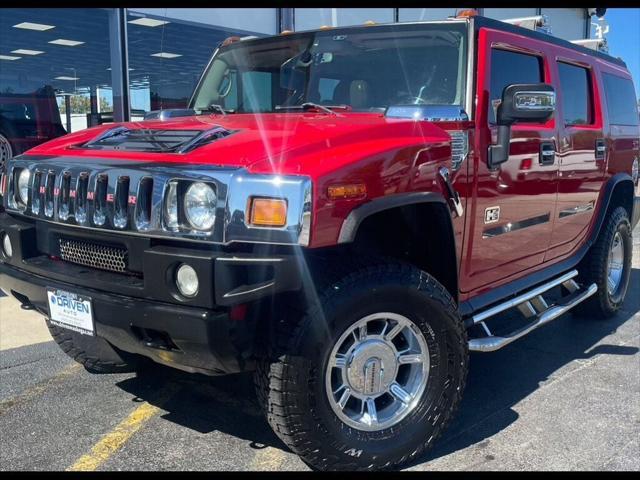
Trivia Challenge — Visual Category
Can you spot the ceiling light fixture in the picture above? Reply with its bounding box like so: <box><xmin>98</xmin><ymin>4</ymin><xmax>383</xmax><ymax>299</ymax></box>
<box><xmin>54</xmin><ymin>76</ymin><xmax>80</xmax><ymax>81</ymax></box>
<box><xmin>48</xmin><ymin>39</ymin><xmax>84</xmax><ymax>47</ymax></box>
<box><xmin>151</xmin><ymin>52</ymin><xmax>182</xmax><ymax>59</ymax></box>
<box><xmin>128</xmin><ymin>18</ymin><xmax>169</xmax><ymax>27</ymax></box>
<box><xmin>11</xmin><ymin>49</ymin><xmax>44</xmax><ymax>55</ymax></box>
<box><xmin>13</xmin><ymin>22</ymin><xmax>55</xmax><ymax>31</ymax></box>
<box><xmin>0</xmin><ymin>55</ymin><xmax>21</xmax><ymax>61</ymax></box>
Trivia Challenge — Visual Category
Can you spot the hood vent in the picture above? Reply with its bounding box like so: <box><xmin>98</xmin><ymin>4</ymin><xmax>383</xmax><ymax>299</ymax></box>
<box><xmin>78</xmin><ymin>125</ymin><xmax>233</xmax><ymax>153</ymax></box>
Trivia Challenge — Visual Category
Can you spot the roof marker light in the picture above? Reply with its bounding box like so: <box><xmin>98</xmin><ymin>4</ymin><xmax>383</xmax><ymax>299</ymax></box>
<box><xmin>456</xmin><ymin>9</ymin><xmax>478</xmax><ymax>18</ymax></box>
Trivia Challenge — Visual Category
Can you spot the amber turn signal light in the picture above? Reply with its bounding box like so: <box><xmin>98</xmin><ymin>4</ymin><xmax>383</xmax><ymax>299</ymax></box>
<box><xmin>327</xmin><ymin>183</ymin><xmax>367</xmax><ymax>200</ymax></box>
<box><xmin>248</xmin><ymin>197</ymin><xmax>288</xmax><ymax>227</ymax></box>
<box><xmin>456</xmin><ymin>9</ymin><xmax>478</xmax><ymax>18</ymax></box>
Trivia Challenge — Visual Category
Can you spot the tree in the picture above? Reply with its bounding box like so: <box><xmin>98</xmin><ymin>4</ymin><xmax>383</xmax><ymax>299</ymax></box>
<box><xmin>59</xmin><ymin>95</ymin><xmax>112</xmax><ymax>114</ymax></box>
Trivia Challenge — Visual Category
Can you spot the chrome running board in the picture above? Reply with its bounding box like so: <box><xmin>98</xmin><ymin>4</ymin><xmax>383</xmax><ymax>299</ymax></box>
<box><xmin>468</xmin><ymin>270</ymin><xmax>597</xmax><ymax>352</ymax></box>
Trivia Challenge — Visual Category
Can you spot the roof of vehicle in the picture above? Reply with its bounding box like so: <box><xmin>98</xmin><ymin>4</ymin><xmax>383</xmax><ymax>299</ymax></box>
<box><xmin>232</xmin><ymin>15</ymin><xmax>627</xmax><ymax>70</ymax></box>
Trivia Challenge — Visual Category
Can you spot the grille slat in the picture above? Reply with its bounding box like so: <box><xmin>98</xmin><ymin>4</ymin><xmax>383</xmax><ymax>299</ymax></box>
<box><xmin>59</xmin><ymin>238</ymin><xmax>128</xmax><ymax>273</ymax></box>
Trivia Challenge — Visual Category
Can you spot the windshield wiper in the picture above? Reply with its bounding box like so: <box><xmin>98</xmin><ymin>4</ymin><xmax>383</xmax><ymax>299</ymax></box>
<box><xmin>275</xmin><ymin>102</ymin><xmax>346</xmax><ymax>115</ymax></box>
<box><xmin>203</xmin><ymin>104</ymin><xmax>234</xmax><ymax>115</ymax></box>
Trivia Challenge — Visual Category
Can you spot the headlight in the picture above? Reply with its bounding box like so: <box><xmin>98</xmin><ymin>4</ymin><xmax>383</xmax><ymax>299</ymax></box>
<box><xmin>184</xmin><ymin>182</ymin><xmax>216</xmax><ymax>230</ymax></box>
<box><xmin>165</xmin><ymin>181</ymin><xmax>178</xmax><ymax>228</ymax></box>
<box><xmin>17</xmin><ymin>169</ymin><xmax>30</xmax><ymax>205</ymax></box>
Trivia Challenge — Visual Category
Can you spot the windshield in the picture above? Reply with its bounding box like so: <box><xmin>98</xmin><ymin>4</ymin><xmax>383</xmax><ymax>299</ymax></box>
<box><xmin>191</xmin><ymin>22</ymin><xmax>468</xmax><ymax>113</ymax></box>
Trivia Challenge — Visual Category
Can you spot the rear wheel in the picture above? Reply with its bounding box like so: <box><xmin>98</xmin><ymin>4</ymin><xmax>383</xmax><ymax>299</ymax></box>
<box><xmin>577</xmin><ymin>206</ymin><xmax>632</xmax><ymax>318</ymax></box>
<box><xmin>255</xmin><ymin>259</ymin><xmax>468</xmax><ymax>471</ymax></box>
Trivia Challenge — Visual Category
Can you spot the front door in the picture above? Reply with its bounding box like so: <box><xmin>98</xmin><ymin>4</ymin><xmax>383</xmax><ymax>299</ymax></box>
<box><xmin>460</xmin><ymin>28</ymin><xmax>559</xmax><ymax>294</ymax></box>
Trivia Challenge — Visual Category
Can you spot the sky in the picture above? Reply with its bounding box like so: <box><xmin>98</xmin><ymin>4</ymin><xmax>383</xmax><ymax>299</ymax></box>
<box><xmin>599</xmin><ymin>8</ymin><xmax>640</xmax><ymax>98</ymax></box>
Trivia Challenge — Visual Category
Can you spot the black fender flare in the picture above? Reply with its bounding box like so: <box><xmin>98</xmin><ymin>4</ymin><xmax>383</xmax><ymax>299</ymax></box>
<box><xmin>589</xmin><ymin>173</ymin><xmax>634</xmax><ymax>244</ymax></box>
<box><xmin>336</xmin><ymin>191</ymin><xmax>459</xmax><ymax>301</ymax></box>
<box><xmin>337</xmin><ymin>192</ymin><xmax>450</xmax><ymax>244</ymax></box>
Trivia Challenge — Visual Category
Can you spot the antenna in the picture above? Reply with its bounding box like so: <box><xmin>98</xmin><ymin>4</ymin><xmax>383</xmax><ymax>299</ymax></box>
<box><xmin>572</xmin><ymin>15</ymin><xmax>609</xmax><ymax>53</ymax></box>
<box><xmin>592</xmin><ymin>15</ymin><xmax>610</xmax><ymax>40</ymax></box>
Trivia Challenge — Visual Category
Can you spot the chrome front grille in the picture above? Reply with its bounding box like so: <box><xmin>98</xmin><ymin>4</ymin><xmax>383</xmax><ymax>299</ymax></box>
<box><xmin>59</xmin><ymin>238</ymin><xmax>128</xmax><ymax>273</ymax></box>
<box><xmin>4</xmin><ymin>158</ymin><xmax>235</xmax><ymax>243</ymax></box>
<box><xmin>3</xmin><ymin>156</ymin><xmax>312</xmax><ymax>246</ymax></box>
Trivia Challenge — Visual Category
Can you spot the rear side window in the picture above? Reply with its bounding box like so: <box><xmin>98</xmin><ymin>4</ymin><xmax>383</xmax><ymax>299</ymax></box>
<box><xmin>602</xmin><ymin>73</ymin><xmax>639</xmax><ymax>126</ymax></box>
<box><xmin>558</xmin><ymin>62</ymin><xmax>593</xmax><ymax>125</ymax></box>
<box><xmin>489</xmin><ymin>49</ymin><xmax>543</xmax><ymax>124</ymax></box>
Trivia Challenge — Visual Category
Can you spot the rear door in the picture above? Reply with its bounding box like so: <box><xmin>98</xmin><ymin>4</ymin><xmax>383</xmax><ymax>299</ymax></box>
<box><xmin>545</xmin><ymin>55</ymin><xmax>605</xmax><ymax>259</ymax></box>
<box><xmin>460</xmin><ymin>28</ymin><xmax>559</xmax><ymax>294</ymax></box>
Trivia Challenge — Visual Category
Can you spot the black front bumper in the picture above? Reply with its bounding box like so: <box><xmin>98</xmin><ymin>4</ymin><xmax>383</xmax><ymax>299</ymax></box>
<box><xmin>0</xmin><ymin>213</ymin><xmax>303</xmax><ymax>375</ymax></box>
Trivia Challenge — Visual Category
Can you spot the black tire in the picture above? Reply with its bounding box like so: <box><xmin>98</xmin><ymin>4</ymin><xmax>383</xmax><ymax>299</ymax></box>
<box><xmin>255</xmin><ymin>258</ymin><xmax>468</xmax><ymax>471</ymax></box>
<box><xmin>0</xmin><ymin>129</ymin><xmax>15</xmax><ymax>173</ymax></box>
<box><xmin>46</xmin><ymin>319</ymin><xmax>149</xmax><ymax>373</ymax></box>
<box><xmin>576</xmin><ymin>206</ymin><xmax>632</xmax><ymax>318</ymax></box>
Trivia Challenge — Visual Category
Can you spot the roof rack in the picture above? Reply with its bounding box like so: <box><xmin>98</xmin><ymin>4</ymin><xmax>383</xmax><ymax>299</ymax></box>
<box><xmin>571</xmin><ymin>38</ymin><xmax>608</xmax><ymax>53</ymax></box>
<box><xmin>501</xmin><ymin>15</ymin><xmax>552</xmax><ymax>35</ymax></box>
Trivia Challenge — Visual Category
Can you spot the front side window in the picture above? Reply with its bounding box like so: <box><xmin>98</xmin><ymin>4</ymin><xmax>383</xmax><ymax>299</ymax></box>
<box><xmin>558</xmin><ymin>62</ymin><xmax>593</xmax><ymax>126</ymax></box>
<box><xmin>489</xmin><ymin>49</ymin><xmax>543</xmax><ymax>124</ymax></box>
<box><xmin>191</xmin><ymin>23</ymin><xmax>469</xmax><ymax>113</ymax></box>
<box><xmin>602</xmin><ymin>73</ymin><xmax>639</xmax><ymax>126</ymax></box>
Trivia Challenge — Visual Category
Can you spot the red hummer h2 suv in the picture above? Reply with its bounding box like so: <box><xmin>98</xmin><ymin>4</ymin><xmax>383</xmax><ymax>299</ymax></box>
<box><xmin>1</xmin><ymin>15</ymin><xmax>639</xmax><ymax>471</ymax></box>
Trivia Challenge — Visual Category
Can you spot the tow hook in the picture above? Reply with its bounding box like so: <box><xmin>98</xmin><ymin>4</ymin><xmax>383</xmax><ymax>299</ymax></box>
<box><xmin>439</xmin><ymin>167</ymin><xmax>464</xmax><ymax>217</ymax></box>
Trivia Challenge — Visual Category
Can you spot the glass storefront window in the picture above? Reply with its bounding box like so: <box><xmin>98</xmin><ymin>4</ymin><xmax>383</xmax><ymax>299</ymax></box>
<box><xmin>126</xmin><ymin>8</ymin><xmax>277</xmax><ymax>118</ymax></box>
<box><xmin>482</xmin><ymin>8</ymin><xmax>538</xmax><ymax>20</ymax></box>
<box><xmin>398</xmin><ymin>9</ymin><xmax>465</xmax><ymax>22</ymax></box>
<box><xmin>0</xmin><ymin>8</ymin><xmax>113</xmax><ymax>159</ymax></box>
<box><xmin>294</xmin><ymin>8</ymin><xmax>394</xmax><ymax>31</ymax></box>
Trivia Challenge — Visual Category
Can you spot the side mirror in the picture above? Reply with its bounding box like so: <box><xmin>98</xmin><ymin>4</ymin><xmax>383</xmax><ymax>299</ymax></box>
<box><xmin>488</xmin><ymin>83</ymin><xmax>555</xmax><ymax>168</ymax></box>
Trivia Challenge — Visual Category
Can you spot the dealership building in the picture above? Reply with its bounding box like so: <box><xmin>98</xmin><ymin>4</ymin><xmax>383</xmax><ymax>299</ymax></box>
<box><xmin>0</xmin><ymin>8</ymin><xmax>607</xmax><ymax>134</ymax></box>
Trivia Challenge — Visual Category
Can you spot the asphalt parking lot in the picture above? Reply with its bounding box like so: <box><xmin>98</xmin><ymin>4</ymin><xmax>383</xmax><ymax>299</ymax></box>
<box><xmin>1</xmin><ymin>227</ymin><xmax>639</xmax><ymax>471</ymax></box>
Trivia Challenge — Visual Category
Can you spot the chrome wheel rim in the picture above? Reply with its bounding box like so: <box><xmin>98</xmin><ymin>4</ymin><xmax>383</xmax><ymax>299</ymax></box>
<box><xmin>607</xmin><ymin>232</ymin><xmax>624</xmax><ymax>295</ymax></box>
<box><xmin>0</xmin><ymin>134</ymin><xmax>12</xmax><ymax>172</ymax></box>
<box><xmin>325</xmin><ymin>312</ymin><xmax>429</xmax><ymax>431</ymax></box>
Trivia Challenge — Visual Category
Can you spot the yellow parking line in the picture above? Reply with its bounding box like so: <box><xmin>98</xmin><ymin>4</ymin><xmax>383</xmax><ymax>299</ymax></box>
<box><xmin>0</xmin><ymin>362</ymin><xmax>82</xmax><ymax>416</ymax></box>
<box><xmin>67</xmin><ymin>384</ymin><xmax>179</xmax><ymax>471</ymax></box>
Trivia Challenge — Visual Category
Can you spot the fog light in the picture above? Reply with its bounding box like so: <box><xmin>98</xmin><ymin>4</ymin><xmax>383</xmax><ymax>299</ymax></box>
<box><xmin>176</xmin><ymin>264</ymin><xmax>198</xmax><ymax>297</ymax></box>
<box><xmin>2</xmin><ymin>233</ymin><xmax>12</xmax><ymax>258</ymax></box>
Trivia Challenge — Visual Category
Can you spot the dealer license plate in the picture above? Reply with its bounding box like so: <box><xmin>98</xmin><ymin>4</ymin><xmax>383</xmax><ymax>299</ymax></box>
<box><xmin>46</xmin><ymin>288</ymin><xmax>95</xmax><ymax>336</ymax></box>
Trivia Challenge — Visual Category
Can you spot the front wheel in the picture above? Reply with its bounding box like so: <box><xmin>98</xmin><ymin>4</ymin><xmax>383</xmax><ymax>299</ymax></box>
<box><xmin>255</xmin><ymin>259</ymin><xmax>468</xmax><ymax>471</ymax></box>
<box><xmin>47</xmin><ymin>319</ymin><xmax>150</xmax><ymax>373</ymax></box>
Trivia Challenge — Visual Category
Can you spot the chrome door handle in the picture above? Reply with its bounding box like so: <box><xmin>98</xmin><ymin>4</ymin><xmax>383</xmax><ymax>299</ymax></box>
<box><xmin>539</xmin><ymin>142</ymin><xmax>556</xmax><ymax>166</ymax></box>
<box><xmin>595</xmin><ymin>139</ymin><xmax>606</xmax><ymax>160</ymax></box>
